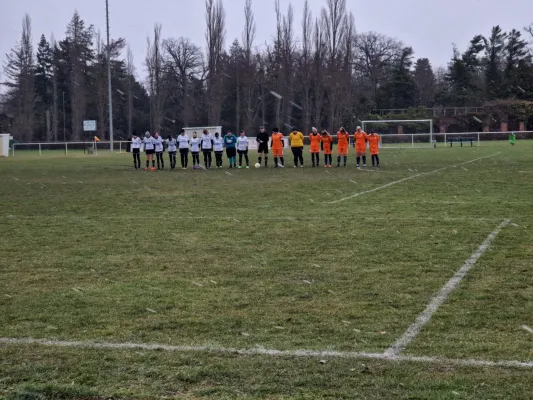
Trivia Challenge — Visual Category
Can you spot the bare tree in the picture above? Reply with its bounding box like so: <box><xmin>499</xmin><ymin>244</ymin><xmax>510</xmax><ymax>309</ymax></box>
<box><xmin>356</xmin><ymin>32</ymin><xmax>402</xmax><ymax>106</ymax></box>
<box><xmin>271</xmin><ymin>0</ymin><xmax>297</xmax><ymax>129</ymax></box>
<box><xmin>322</xmin><ymin>0</ymin><xmax>348</xmax><ymax>130</ymax></box>
<box><xmin>3</xmin><ymin>14</ymin><xmax>35</xmax><ymax>141</ymax></box>
<box><xmin>126</xmin><ymin>46</ymin><xmax>134</xmax><ymax>136</ymax></box>
<box><xmin>300</xmin><ymin>0</ymin><xmax>313</xmax><ymax>133</ymax></box>
<box><xmin>50</xmin><ymin>34</ymin><xmax>59</xmax><ymax>140</ymax></box>
<box><xmin>164</xmin><ymin>37</ymin><xmax>203</xmax><ymax>126</ymax></box>
<box><xmin>280</xmin><ymin>3</ymin><xmax>295</xmax><ymax>129</ymax></box>
<box><xmin>312</xmin><ymin>16</ymin><xmax>327</xmax><ymax>128</ymax></box>
<box><xmin>241</xmin><ymin>0</ymin><xmax>257</xmax><ymax>133</ymax></box>
<box><xmin>146</xmin><ymin>24</ymin><xmax>165</xmax><ymax>133</ymax></box>
<box><xmin>242</xmin><ymin>0</ymin><xmax>256</xmax><ymax>61</ymax></box>
<box><xmin>205</xmin><ymin>0</ymin><xmax>226</xmax><ymax>125</ymax></box>
<box><xmin>337</xmin><ymin>11</ymin><xmax>356</xmax><ymax>127</ymax></box>
<box><xmin>272</xmin><ymin>0</ymin><xmax>283</xmax><ymax>128</ymax></box>
<box><xmin>323</xmin><ymin>0</ymin><xmax>347</xmax><ymax>66</ymax></box>
<box><xmin>274</xmin><ymin>0</ymin><xmax>282</xmax><ymax>62</ymax></box>
<box><xmin>434</xmin><ymin>66</ymin><xmax>448</xmax><ymax>105</ymax></box>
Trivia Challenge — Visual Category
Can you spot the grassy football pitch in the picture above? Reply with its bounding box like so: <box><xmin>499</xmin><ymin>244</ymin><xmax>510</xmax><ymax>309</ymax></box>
<box><xmin>1</xmin><ymin>142</ymin><xmax>532</xmax><ymax>399</ymax></box>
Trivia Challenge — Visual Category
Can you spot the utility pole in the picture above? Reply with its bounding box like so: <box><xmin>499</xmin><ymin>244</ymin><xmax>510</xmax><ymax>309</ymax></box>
<box><xmin>236</xmin><ymin>65</ymin><xmax>240</xmax><ymax>134</ymax></box>
<box><xmin>106</xmin><ymin>0</ymin><xmax>114</xmax><ymax>151</ymax></box>
<box><xmin>63</xmin><ymin>91</ymin><xmax>66</xmax><ymax>141</ymax></box>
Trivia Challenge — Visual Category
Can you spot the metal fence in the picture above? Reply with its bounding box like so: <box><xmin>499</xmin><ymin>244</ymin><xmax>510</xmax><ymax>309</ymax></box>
<box><xmin>372</xmin><ymin>107</ymin><xmax>487</xmax><ymax>116</ymax></box>
<box><xmin>10</xmin><ymin>141</ymin><xmax>131</xmax><ymax>156</ymax></box>
<box><xmin>7</xmin><ymin>131</ymin><xmax>532</xmax><ymax>156</ymax></box>
<box><xmin>378</xmin><ymin>131</ymin><xmax>533</xmax><ymax>148</ymax></box>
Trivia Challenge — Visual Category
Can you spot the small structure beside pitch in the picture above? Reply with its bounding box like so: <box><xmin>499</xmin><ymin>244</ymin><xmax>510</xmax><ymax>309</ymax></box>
<box><xmin>0</xmin><ymin>133</ymin><xmax>13</xmax><ymax>157</ymax></box>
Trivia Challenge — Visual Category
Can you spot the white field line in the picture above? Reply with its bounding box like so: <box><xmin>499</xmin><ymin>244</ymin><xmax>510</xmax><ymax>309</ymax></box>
<box><xmin>0</xmin><ymin>215</ymin><xmax>505</xmax><ymax>223</ymax></box>
<box><xmin>384</xmin><ymin>219</ymin><xmax>511</xmax><ymax>358</ymax></box>
<box><xmin>0</xmin><ymin>337</ymin><xmax>531</xmax><ymax>369</ymax></box>
<box><xmin>328</xmin><ymin>152</ymin><xmax>501</xmax><ymax>204</ymax></box>
<box><xmin>521</xmin><ymin>325</ymin><xmax>533</xmax><ymax>334</ymax></box>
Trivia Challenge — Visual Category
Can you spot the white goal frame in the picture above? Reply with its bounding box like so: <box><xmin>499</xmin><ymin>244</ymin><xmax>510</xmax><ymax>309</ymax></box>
<box><xmin>182</xmin><ymin>126</ymin><xmax>222</xmax><ymax>140</ymax></box>
<box><xmin>361</xmin><ymin>119</ymin><xmax>434</xmax><ymax>145</ymax></box>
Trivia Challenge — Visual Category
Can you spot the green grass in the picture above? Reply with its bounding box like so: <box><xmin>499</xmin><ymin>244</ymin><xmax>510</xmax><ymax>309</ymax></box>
<box><xmin>1</xmin><ymin>143</ymin><xmax>533</xmax><ymax>399</ymax></box>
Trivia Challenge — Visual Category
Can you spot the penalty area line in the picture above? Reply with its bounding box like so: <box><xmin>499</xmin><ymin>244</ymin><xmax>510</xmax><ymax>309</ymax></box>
<box><xmin>384</xmin><ymin>218</ymin><xmax>511</xmax><ymax>358</ymax></box>
<box><xmin>328</xmin><ymin>152</ymin><xmax>501</xmax><ymax>204</ymax></box>
<box><xmin>0</xmin><ymin>336</ymin><xmax>531</xmax><ymax>369</ymax></box>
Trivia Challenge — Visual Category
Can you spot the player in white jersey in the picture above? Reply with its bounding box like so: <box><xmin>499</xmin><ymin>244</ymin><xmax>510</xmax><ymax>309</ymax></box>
<box><xmin>190</xmin><ymin>131</ymin><xmax>201</xmax><ymax>169</ymax></box>
<box><xmin>177</xmin><ymin>129</ymin><xmax>190</xmax><ymax>169</ymax></box>
<box><xmin>131</xmin><ymin>133</ymin><xmax>142</xmax><ymax>170</ymax></box>
<box><xmin>200</xmin><ymin>129</ymin><xmax>214</xmax><ymax>169</ymax></box>
<box><xmin>237</xmin><ymin>130</ymin><xmax>250</xmax><ymax>169</ymax></box>
<box><xmin>153</xmin><ymin>132</ymin><xmax>165</xmax><ymax>170</ymax></box>
<box><xmin>143</xmin><ymin>131</ymin><xmax>156</xmax><ymax>171</ymax></box>
<box><xmin>166</xmin><ymin>135</ymin><xmax>177</xmax><ymax>169</ymax></box>
<box><xmin>213</xmin><ymin>132</ymin><xmax>224</xmax><ymax>168</ymax></box>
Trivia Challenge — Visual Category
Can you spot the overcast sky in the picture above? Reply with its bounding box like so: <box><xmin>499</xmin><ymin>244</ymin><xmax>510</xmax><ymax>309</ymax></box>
<box><xmin>1</xmin><ymin>0</ymin><xmax>532</xmax><ymax>84</ymax></box>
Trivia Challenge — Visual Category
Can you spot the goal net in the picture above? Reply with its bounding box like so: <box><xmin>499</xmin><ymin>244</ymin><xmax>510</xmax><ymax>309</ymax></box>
<box><xmin>182</xmin><ymin>126</ymin><xmax>268</xmax><ymax>149</ymax></box>
<box><xmin>182</xmin><ymin>126</ymin><xmax>223</xmax><ymax>140</ymax></box>
<box><xmin>361</xmin><ymin>119</ymin><xmax>434</xmax><ymax>148</ymax></box>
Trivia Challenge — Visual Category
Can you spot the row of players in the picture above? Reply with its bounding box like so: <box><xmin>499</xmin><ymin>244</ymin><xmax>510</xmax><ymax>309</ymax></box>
<box><xmin>130</xmin><ymin>126</ymin><xmax>381</xmax><ymax>170</ymax></box>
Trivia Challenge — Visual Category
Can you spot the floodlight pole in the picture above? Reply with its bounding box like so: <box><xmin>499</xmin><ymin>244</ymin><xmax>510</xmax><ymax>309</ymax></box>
<box><xmin>106</xmin><ymin>0</ymin><xmax>114</xmax><ymax>151</ymax></box>
<box><xmin>62</xmin><ymin>91</ymin><xmax>66</xmax><ymax>141</ymax></box>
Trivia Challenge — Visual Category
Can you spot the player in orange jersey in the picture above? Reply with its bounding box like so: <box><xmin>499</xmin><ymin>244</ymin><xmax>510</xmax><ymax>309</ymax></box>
<box><xmin>320</xmin><ymin>130</ymin><xmax>334</xmax><ymax>168</ymax></box>
<box><xmin>354</xmin><ymin>126</ymin><xmax>368</xmax><ymax>168</ymax></box>
<box><xmin>367</xmin><ymin>129</ymin><xmax>381</xmax><ymax>167</ymax></box>
<box><xmin>270</xmin><ymin>127</ymin><xmax>285</xmax><ymax>168</ymax></box>
<box><xmin>336</xmin><ymin>127</ymin><xmax>350</xmax><ymax>167</ymax></box>
<box><xmin>309</xmin><ymin>127</ymin><xmax>321</xmax><ymax>167</ymax></box>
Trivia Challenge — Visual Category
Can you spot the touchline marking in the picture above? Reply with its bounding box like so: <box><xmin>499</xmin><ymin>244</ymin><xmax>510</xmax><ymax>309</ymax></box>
<box><xmin>521</xmin><ymin>325</ymin><xmax>533</xmax><ymax>334</ymax></box>
<box><xmin>328</xmin><ymin>152</ymin><xmax>501</xmax><ymax>204</ymax></box>
<box><xmin>0</xmin><ymin>215</ymin><xmax>505</xmax><ymax>223</ymax></box>
<box><xmin>384</xmin><ymin>218</ymin><xmax>511</xmax><ymax>358</ymax></box>
<box><xmin>0</xmin><ymin>337</ymin><xmax>531</xmax><ymax>369</ymax></box>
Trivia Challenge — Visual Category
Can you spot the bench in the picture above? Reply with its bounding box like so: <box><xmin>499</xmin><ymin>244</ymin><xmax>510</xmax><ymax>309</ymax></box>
<box><xmin>447</xmin><ymin>137</ymin><xmax>474</xmax><ymax>147</ymax></box>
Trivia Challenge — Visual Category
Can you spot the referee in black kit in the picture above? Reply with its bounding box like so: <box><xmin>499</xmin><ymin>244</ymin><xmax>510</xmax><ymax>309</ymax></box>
<box><xmin>256</xmin><ymin>126</ymin><xmax>269</xmax><ymax>167</ymax></box>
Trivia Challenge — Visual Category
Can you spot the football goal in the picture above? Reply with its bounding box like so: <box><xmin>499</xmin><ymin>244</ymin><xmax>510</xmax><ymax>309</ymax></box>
<box><xmin>361</xmin><ymin>119</ymin><xmax>434</xmax><ymax>148</ymax></box>
<box><xmin>182</xmin><ymin>126</ymin><xmax>223</xmax><ymax>139</ymax></box>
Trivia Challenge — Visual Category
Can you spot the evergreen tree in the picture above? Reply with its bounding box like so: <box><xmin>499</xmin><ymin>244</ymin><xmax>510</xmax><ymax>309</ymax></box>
<box><xmin>413</xmin><ymin>58</ymin><xmax>435</xmax><ymax>106</ymax></box>
<box><xmin>34</xmin><ymin>34</ymin><xmax>53</xmax><ymax>139</ymax></box>
<box><xmin>63</xmin><ymin>11</ymin><xmax>95</xmax><ymax>140</ymax></box>
<box><xmin>438</xmin><ymin>36</ymin><xmax>485</xmax><ymax>106</ymax></box>
<box><xmin>389</xmin><ymin>47</ymin><xmax>416</xmax><ymax>108</ymax></box>
<box><xmin>3</xmin><ymin>14</ymin><xmax>35</xmax><ymax>141</ymax></box>
<box><xmin>483</xmin><ymin>26</ymin><xmax>506</xmax><ymax>99</ymax></box>
<box><xmin>504</xmin><ymin>29</ymin><xmax>529</xmax><ymax>97</ymax></box>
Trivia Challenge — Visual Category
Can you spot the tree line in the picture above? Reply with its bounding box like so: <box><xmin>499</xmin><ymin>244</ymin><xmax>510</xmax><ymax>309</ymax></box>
<box><xmin>2</xmin><ymin>0</ymin><xmax>533</xmax><ymax>142</ymax></box>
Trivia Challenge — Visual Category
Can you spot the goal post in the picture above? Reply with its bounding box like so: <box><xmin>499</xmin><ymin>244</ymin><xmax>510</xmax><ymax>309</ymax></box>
<box><xmin>361</xmin><ymin>119</ymin><xmax>434</xmax><ymax>148</ymax></box>
<box><xmin>182</xmin><ymin>126</ymin><xmax>222</xmax><ymax>140</ymax></box>
<box><xmin>181</xmin><ymin>126</ymin><xmax>268</xmax><ymax>149</ymax></box>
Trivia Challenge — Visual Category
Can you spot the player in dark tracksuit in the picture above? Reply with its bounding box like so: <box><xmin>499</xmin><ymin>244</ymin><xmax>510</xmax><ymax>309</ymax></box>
<box><xmin>256</xmin><ymin>126</ymin><xmax>269</xmax><ymax>167</ymax></box>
